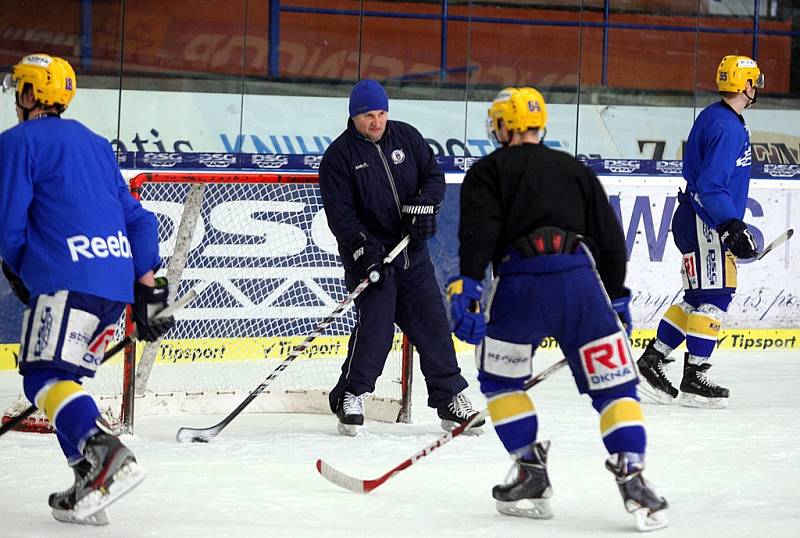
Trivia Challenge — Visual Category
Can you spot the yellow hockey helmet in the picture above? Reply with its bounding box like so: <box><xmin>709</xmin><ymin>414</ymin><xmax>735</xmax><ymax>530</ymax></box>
<box><xmin>487</xmin><ymin>86</ymin><xmax>548</xmax><ymax>137</ymax></box>
<box><xmin>506</xmin><ymin>86</ymin><xmax>548</xmax><ymax>132</ymax></box>
<box><xmin>717</xmin><ymin>55</ymin><xmax>764</xmax><ymax>93</ymax></box>
<box><xmin>2</xmin><ymin>54</ymin><xmax>77</xmax><ymax>109</ymax></box>
<box><xmin>487</xmin><ymin>87</ymin><xmax>519</xmax><ymax>138</ymax></box>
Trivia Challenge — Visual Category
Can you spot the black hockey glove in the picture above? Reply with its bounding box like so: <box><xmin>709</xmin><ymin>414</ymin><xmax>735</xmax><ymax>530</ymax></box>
<box><xmin>132</xmin><ymin>277</ymin><xmax>176</xmax><ymax>342</ymax></box>
<box><xmin>352</xmin><ymin>238</ymin><xmax>391</xmax><ymax>286</ymax></box>
<box><xmin>2</xmin><ymin>261</ymin><xmax>30</xmax><ymax>305</ymax></box>
<box><xmin>401</xmin><ymin>197</ymin><xmax>439</xmax><ymax>244</ymax></box>
<box><xmin>717</xmin><ymin>219</ymin><xmax>758</xmax><ymax>259</ymax></box>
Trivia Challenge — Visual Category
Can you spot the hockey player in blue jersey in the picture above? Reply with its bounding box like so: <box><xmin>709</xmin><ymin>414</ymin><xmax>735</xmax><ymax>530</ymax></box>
<box><xmin>0</xmin><ymin>54</ymin><xmax>175</xmax><ymax>524</ymax></box>
<box><xmin>447</xmin><ymin>87</ymin><xmax>667</xmax><ymax>531</ymax></box>
<box><xmin>637</xmin><ymin>56</ymin><xmax>764</xmax><ymax>408</ymax></box>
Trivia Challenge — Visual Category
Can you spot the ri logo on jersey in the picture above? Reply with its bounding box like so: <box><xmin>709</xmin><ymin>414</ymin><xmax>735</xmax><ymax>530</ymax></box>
<box><xmin>579</xmin><ymin>332</ymin><xmax>636</xmax><ymax>390</ymax></box>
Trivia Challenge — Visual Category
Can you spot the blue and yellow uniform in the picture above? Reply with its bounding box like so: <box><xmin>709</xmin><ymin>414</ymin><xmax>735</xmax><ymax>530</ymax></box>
<box><xmin>0</xmin><ymin>56</ymin><xmax>159</xmax><ymax>463</ymax></box>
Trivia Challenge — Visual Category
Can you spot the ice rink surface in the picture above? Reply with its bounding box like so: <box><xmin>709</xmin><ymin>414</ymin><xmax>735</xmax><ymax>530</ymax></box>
<box><xmin>1</xmin><ymin>350</ymin><xmax>799</xmax><ymax>538</ymax></box>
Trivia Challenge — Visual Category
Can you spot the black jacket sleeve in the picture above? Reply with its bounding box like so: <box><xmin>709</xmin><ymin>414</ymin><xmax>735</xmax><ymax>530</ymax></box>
<box><xmin>318</xmin><ymin>145</ymin><xmax>373</xmax><ymax>252</ymax></box>
<box><xmin>409</xmin><ymin>125</ymin><xmax>445</xmax><ymax>205</ymax></box>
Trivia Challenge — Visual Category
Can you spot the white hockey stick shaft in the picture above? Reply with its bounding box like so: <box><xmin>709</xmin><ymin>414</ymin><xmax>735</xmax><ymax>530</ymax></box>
<box><xmin>756</xmin><ymin>228</ymin><xmax>793</xmax><ymax>261</ymax></box>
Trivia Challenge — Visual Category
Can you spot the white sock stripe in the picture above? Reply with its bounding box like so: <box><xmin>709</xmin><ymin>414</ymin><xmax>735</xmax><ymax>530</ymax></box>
<box><xmin>77</xmin><ymin>426</ymin><xmax>100</xmax><ymax>454</ymax></box>
<box><xmin>51</xmin><ymin>391</ymin><xmax>89</xmax><ymax>423</ymax></box>
<box><xmin>33</xmin><ymin>380</ymin><xmax>59</xmax><ymax>410</ymax></box>
<box><xmin>662</xmin><ymin>317</ymin><xmax>687</xmax><ymax>335</ymax></box>
<box><xmin>492</xmin><ymin>410</ymin><xmax>537</xmax><ymax>427</ymax></box>
<box><xmin>686</xmin><ymin>331</ymin><xmax>718</xmax><ymax>341</ymax></box>
<box><xmin>602</xmin><ymin>420</ymin><xmax>645</xmax><ymax>437</ymax></box>
<box><xmin>600</xmin><ymin>396</ymin><xmax>639</xmax><ymax>414</ymax></box>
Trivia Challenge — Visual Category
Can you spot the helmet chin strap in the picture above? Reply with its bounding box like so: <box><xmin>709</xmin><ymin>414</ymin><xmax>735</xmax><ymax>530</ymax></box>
<box><xmin>744</xmin><ymin>87</ymin><xmax>757</xmax><ymax>108</ymax></box>
<box><xmin>15</xmin><ymin>93</ymin><xmax>59</xmax><ymax>121</ymax></box>
<box><xmin>15</xmin><ymin>93</ymin><xmax>35</xmax><ymax>121</ymax></box>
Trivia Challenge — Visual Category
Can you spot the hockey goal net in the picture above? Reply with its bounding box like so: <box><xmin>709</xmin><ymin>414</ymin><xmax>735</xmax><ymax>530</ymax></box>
<box><xmin>2</xmin><ymin>171</ymin><xmax>412</xmax><ymax>433</ymax></box>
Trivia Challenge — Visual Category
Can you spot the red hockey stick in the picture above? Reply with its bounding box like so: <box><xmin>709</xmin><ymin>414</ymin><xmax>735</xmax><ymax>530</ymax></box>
<box><xmin>316</xmin><ymin>358</ymin><xmax>568</xmax><ymax>493</ymax></box>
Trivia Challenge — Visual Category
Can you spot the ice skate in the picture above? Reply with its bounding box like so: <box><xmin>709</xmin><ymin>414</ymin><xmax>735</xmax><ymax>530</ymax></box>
<box><xmin>337</xmin><ymin>392</ymin><xmax>366</xmax><ymax>436</ymax></box>
<box><xmin>636</xmin><ymin>341</ymin><xmax>678</xmax><ymax>404</ymax></box>
<box><xmin>438</xmin><ymin>392</ymin><xmax>485</xmax><ymax>435</ymax></box>
<box><xmin>679</xmin><ymin>354</ymin><xmax>729</xmax><ymax>409</ymax></box>
<box><xmin>493</xmin><ymin>441</ymin><xmax>553</xmax><ymax>519</ymax></box>
<box><xmin>606</xmin><ymin>452</ymin><xmax>668</xmax><ymax>532</ymax></box>
<box><xmin>55</xmin><ymin>424</ymin><xmax>146</xmax><ymax>521</ymax></box>
<box><xmin>49</xmin><ymin>459</ymin><xmax>110</xmax><ymax>525</ymax></box>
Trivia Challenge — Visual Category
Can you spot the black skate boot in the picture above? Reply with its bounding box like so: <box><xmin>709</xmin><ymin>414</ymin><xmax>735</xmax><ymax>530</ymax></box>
<box><xmin>679</xmin><ymin>354</ymin><xmax>729</xmax><ymax>409</ymax></box>
<box><xmin>337</xmin><ymin>392</ymin><xmax>366</xmax><ymax>436</ymax></box>
<box><xmin>437</xmin><ymin>392</ymin><xmax>485</xmax><ymax>435</ymax></box>
<box><xmin>636</xmin><ymin>340</ymin><xmax>678</xmax><ymax>404</ymax></box>
<box><xmin>492</xmin><ymin>441</ymin><xmax>553</xmax><ymax>519</ymax></box>
<box><xmin>606</xmin><ymin>452</ymin><xmax>668</xmax><ymax>532</ymax></box>
<box><xmin>49</xmin><ymin>459</ymin><xmax>109</xmax><ymax>525</ymax></box>
<box><xmin>57</xmin><ymin>418</ymin><xmax>146</xmax><ymax>521</ymax></box>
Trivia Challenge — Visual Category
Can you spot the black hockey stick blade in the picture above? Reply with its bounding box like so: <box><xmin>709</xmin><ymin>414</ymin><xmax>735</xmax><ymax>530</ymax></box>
<box><xmin>175</xmin><ymin>236</ymin><xmax>412</xmax><ymax>444</ymax></box>
<box><xmin>757</xmin><ymin>228</ymin><xmax>793</xmax><ymax>260</ymax></box>
<box><xmin>0</xmin><ymin>289</ymin><xmax>197</xmax><ymax>438</ymax></box>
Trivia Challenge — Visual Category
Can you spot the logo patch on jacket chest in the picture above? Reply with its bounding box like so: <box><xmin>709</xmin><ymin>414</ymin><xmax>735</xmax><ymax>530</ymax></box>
<box><xmin>391</xmin><ymin>149</ymin><xmax>405</xmax><ymax>165</ymax></box>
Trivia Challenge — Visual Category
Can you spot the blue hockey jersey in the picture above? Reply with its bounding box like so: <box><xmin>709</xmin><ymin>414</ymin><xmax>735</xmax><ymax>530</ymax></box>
<box><xmin>0</xmin><ymin>117</ymin><xmax>159</xmax><ymax>303</ymax></box>
<box><xmin>682</xmin><ymin>101</ymin><xmax>752</xmax><ymax>228</ymax></box>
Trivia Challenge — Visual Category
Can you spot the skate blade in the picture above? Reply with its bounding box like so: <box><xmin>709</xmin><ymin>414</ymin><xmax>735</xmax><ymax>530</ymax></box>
<box><xmin>52</xmin><ymin>507</ymin><xmax>110</xmax><ymax>526</ymax></box>
<box><xmin>440</xmin><ymin>420</ymin><xmax>484</xmax><ymax>436</ymax></box>
<box><xmin>337</xmin><ymin>422</ymin><xmax>359</xmax><ymax>437</ymax></box>
<box><xmin>495</xmin><ymin>498</ymin><xmax>553</xmax><ymax>519</ymax></box>
<box><xmin>633</xmin><ymin>507</ymin><xmax>668</xmax><ymax>532</ymax></box>
<box><xmin>637</xmin><ymin>383</ymin><xmax>676</xmax><ymax>405</ymax></box>
<box><xmin>71</xmin><ymin>461</ymin><xmax>146</xmax><ymax>520</ymax></box>
<box><xmin>678</xmin><ymin>393</ymin><xmax>728</xmax><ymax>409</ymax></box>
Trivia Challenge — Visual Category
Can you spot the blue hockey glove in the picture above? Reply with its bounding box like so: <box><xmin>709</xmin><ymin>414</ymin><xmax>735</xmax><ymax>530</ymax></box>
<box><xmin>446</xmin><ymin>276</ymin><xmax>486</xmax><ymax>344</ymax></box>
<box><xmin>717</xmin><ymin>219</ymin><xmax>758</xmax><ymax>259</ymax></box>
<box><xmin>611</xmin><ymin>288</ymin><xmax>632</xmax><ymax>337</ymax></box>
<box><xmin>401</xmin><ymin>197</ymin><xmax>439</xmax><ymax>244</ymax></box>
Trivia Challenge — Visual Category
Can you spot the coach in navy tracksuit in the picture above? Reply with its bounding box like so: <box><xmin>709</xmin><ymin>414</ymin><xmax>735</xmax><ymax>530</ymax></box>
<box><xmin>319</xmin><ymin>79</ymin><xmax>482</xmax><ymax>436</ymax></box>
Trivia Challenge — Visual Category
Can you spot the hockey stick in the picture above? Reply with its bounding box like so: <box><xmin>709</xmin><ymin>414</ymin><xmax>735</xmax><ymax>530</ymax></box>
<box><xmin>0</xmin><ymin>288</ymin><xmax>198</xmax><ymax>438</ymax></box>
<box><xmin>316</xmin><ymin>358</ymin><xmax>568</xmax><ymax>493</ymax></box>
<box><xmin>756</xmin><ymin>228</ymin><xmax>793</xmax><ymax>261</ymax></box>
<box><xmin>176</xmin><ymin>235</ymin><xmax>412</xmax><ymax>443</ymax></box>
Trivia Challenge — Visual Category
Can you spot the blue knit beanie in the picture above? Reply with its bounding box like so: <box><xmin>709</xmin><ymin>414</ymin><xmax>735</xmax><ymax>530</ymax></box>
<box><xmin>349</xmin><ymin>79</ymin><xmax>389</xmax><ymax>117</ymax></box>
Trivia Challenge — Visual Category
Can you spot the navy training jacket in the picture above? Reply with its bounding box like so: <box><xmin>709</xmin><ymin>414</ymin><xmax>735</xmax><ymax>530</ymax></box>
<box><xmin>319</xmin><ymin>118</ymin><xmax>445</xmax><ymax>273</ymax></box>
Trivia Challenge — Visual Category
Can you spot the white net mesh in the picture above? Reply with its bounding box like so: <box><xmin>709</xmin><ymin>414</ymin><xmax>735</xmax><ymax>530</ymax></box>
<box><xmin>90</xmin><ymin>172</ymin><xmax>410</xmax><ymax>424</ymax></box>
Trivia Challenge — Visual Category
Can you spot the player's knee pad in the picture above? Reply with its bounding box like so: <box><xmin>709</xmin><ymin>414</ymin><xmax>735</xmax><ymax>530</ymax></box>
<box><xmin>591</xmin><ymin>387</ymin><xmax>646</xmax><ymax>455</ymax></box>
<box><xmin>686</xmin><ymin>303</ymin><xmax>724</xmax><ymax>358</ymax></box>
